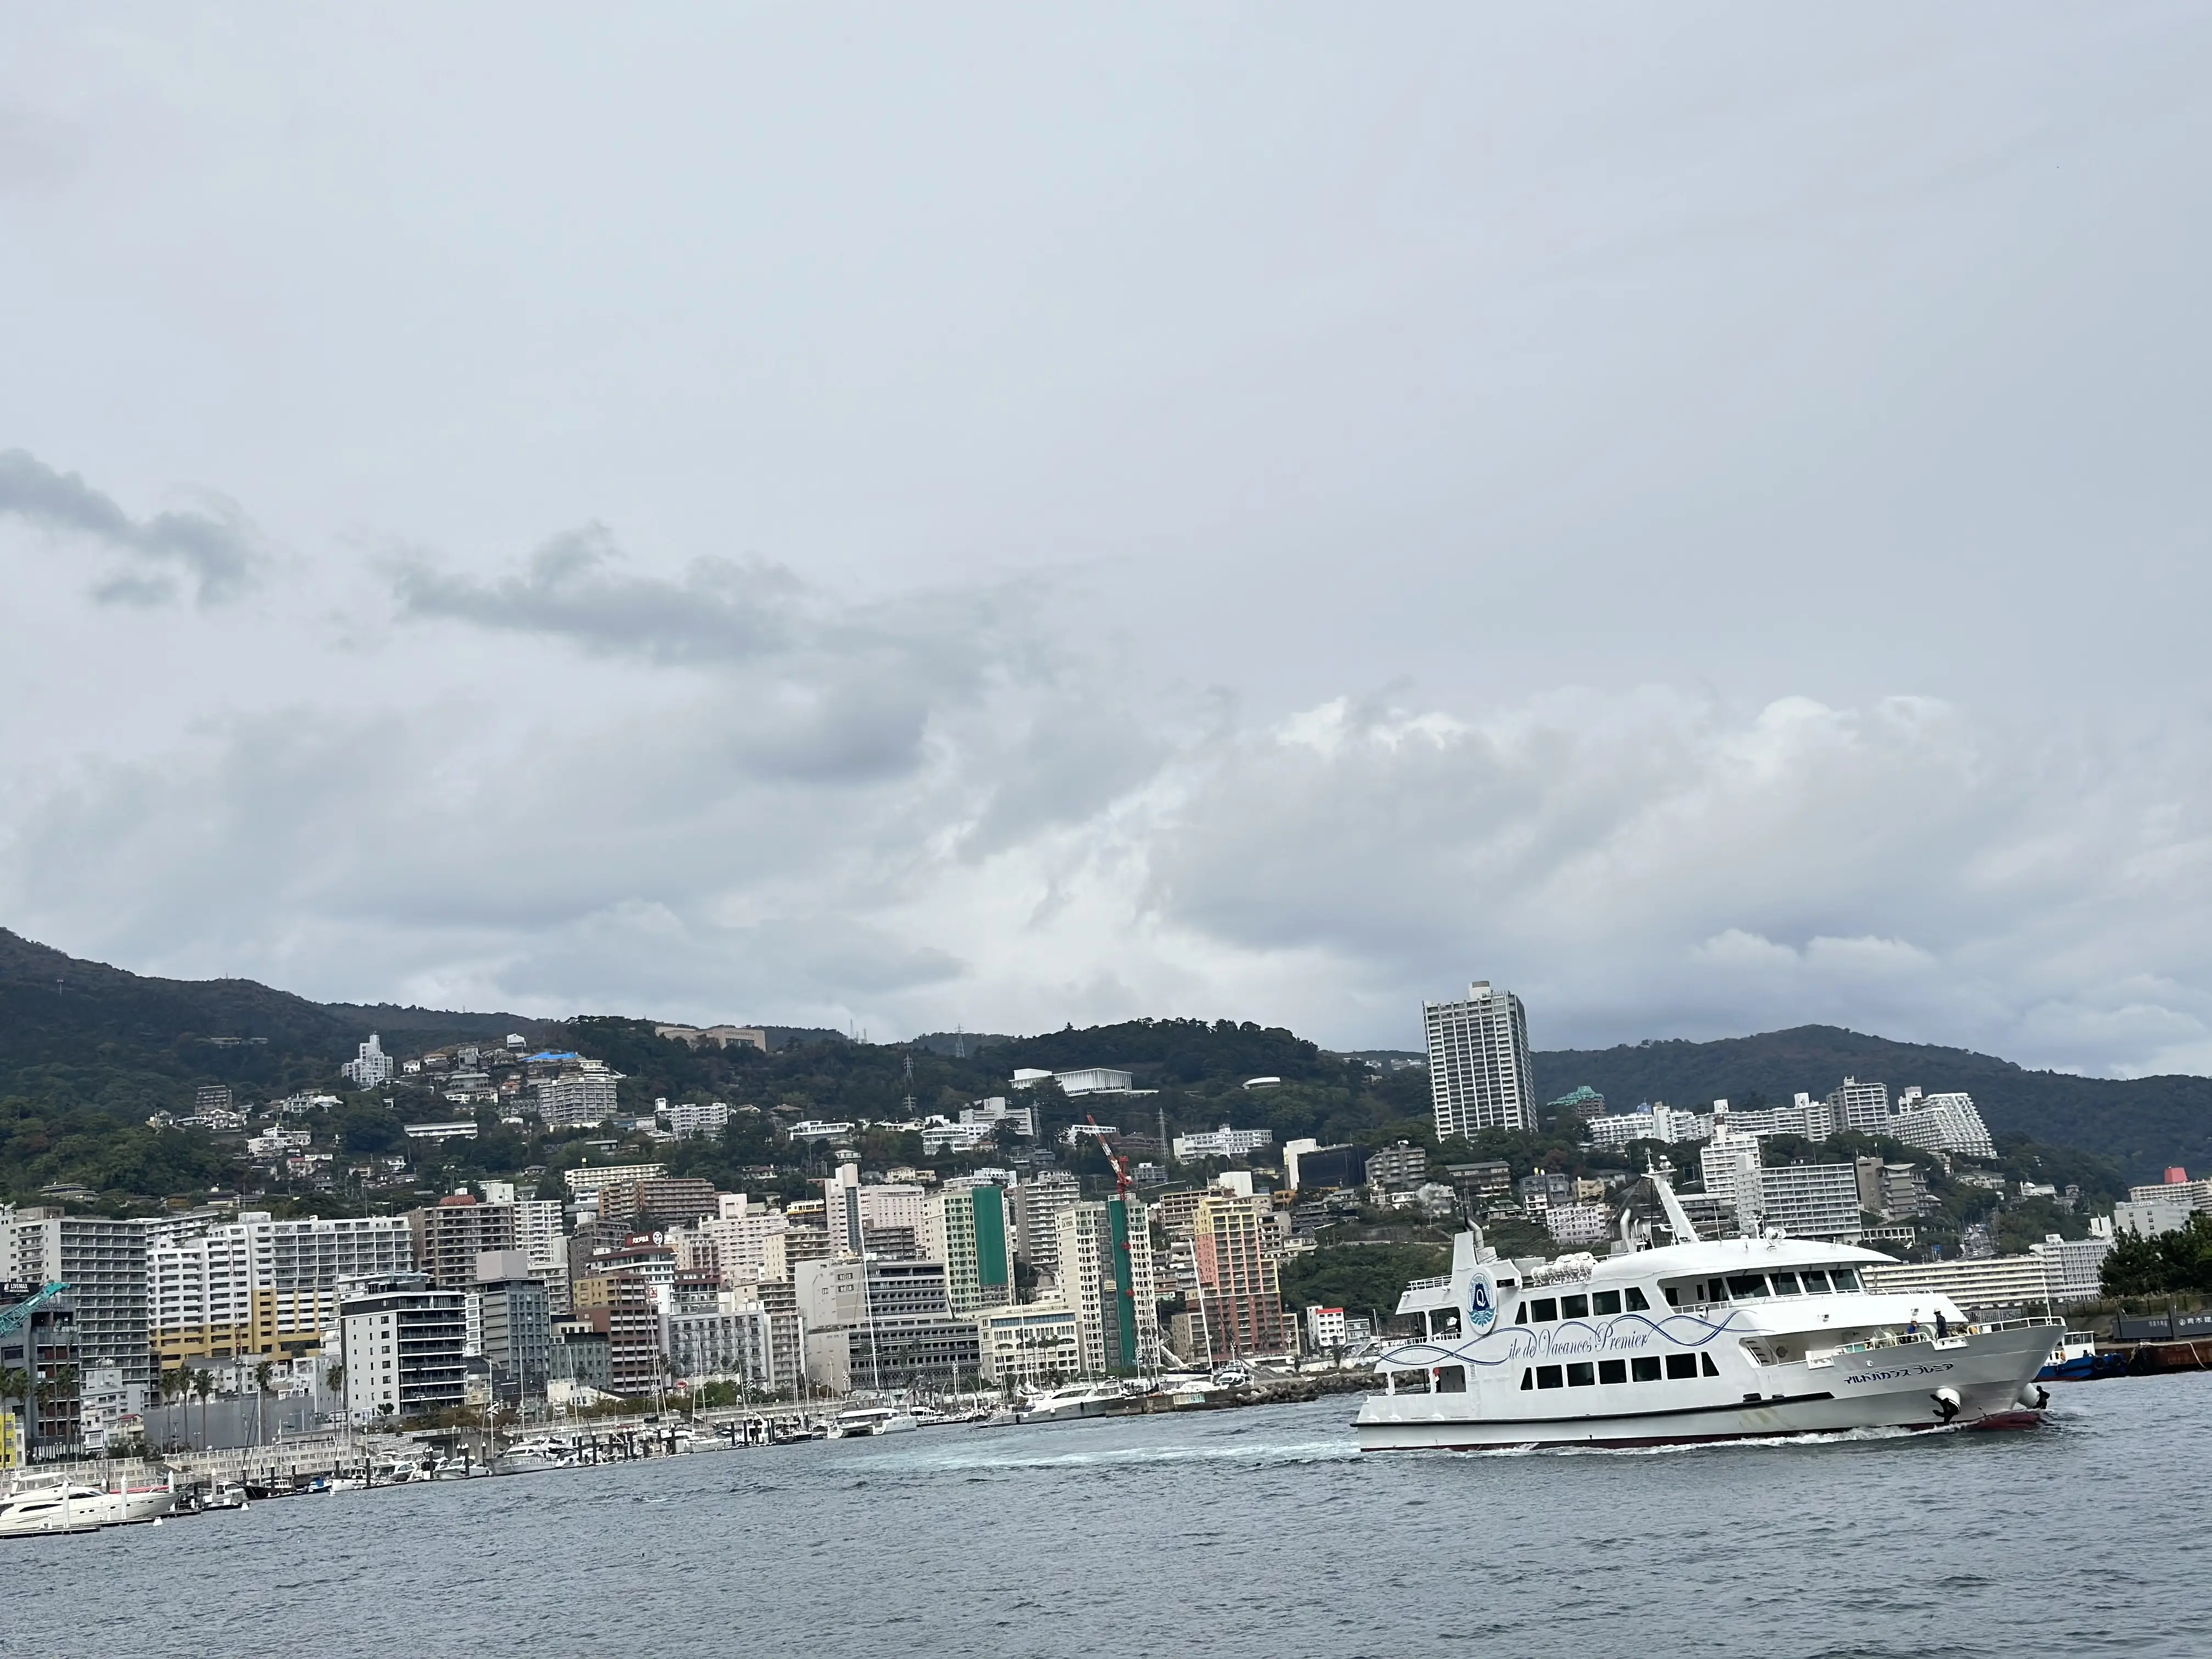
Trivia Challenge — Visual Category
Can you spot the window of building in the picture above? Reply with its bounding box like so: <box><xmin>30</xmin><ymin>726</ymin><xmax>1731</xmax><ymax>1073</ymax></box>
<box><xmin>1561</xmin><ymin>1294</ymin><xmax>1589</xmax><ymax>1319</ymax></box>
<box><xmin>1528</xmin><ymin>1298</ymin><xmax>1558</xmax><ymax>1323</ymax></box>
<box><xmin>1631</xmin><ymin>1355</ymin><xmax>1662</xmax><ymax>1382</ymax></box>
<box><xmin>1665</xmin><ymin>1352</ymin><xmax>1699</xmax><ymax>1380</ymax></box>
<box><xmin>1536</xmin><ymin>1365</ymin><xmax>1564</xmax><ymax>1390</ymax></box>
<box><xmin>1592</xmin><ymin>1290</ymin><xmax>1621</xmax><ymax>1317</ymax></box>
<box><xmin>1566</xmin><ymin>1362</ymin><xmax>1595</xmax><ymax>1387</ymax></box>
<box><xmin>1598</xmin><ymin>1358</ymin><xmax>1627</xmax><ymax>1385</ymax></box>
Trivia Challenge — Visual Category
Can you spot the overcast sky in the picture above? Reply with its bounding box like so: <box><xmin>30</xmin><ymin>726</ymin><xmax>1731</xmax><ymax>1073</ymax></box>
<box><xmin>4</xmin><ymin>5</ymin><xmax>2210</xmax><ymax>1075</ymax></box>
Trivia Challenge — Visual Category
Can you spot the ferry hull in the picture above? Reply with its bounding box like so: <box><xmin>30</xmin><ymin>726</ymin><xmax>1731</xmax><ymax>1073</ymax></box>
<box><xmin>1356</xmin><ymin>1324</ymin><xmax>2057</xmax><ymax>1452</ymax></box>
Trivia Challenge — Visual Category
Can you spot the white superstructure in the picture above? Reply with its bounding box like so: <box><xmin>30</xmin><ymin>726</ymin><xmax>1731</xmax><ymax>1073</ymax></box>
<box><xmin>1355</xmin><ymin>1176</ymin><xmax>2058</xmax><ymax>1451</ymax></box>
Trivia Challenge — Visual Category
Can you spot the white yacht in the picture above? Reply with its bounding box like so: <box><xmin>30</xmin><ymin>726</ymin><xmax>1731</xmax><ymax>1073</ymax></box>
<box><xmin>0</xmin><ymin>1479</ymin><xmax>107</xmax><ymax>1537</ymax></box>
<box><xmin>1356</xmin><ymin>1179</ymin><xmax>2061</xmax><ymax>1452</ymax></box>
<box><xmin>1017</xmin><ymin>1382</ymin><xmax>1128</xmax><ymax>1425</ymax></box>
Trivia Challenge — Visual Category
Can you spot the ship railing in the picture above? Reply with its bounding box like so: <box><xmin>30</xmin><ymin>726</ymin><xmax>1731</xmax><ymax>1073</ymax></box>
<box><xmin>1404</xmin><ymin>1276</ymin><xmax>1451</xmax><ymax>1293</ymax></box>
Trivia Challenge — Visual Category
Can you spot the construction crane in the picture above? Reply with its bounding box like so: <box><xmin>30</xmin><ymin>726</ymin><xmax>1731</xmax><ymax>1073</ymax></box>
<box><xmin>1085</xmin><ymin>1115</ymin><xmax>1146</xmax><ymax>1378</ymax></box>
<box><xmin>0</xmin><ymin>1282</ymin><xmax>67</xmax><ymax>1341</ymax></box>
<box><xmin>1085</xmin><ymin>1111</ymin><xmax>1134</xmax><ymax>1197</ymax></box>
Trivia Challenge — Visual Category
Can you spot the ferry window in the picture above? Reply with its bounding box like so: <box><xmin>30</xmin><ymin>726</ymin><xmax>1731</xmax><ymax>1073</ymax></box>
<box><xmin>1598</xmin><ymin>1358</ymin><xmax>1627</xmax><ymax>1385</ymax></box>
<box><xmin>1431</xmin><ymin>1309</ymin><xmax>1462</xmax><ymax>1338</ymax></box>
<box><xmin>1435</xmin><ymin>1365</ymin><xmax>1467</xmax><ymax>1393</ymax></box>
<box><xmin>1829</xmin><ymin>1267</ymin><xmax>1861</xmax><ymax>1293</ymax></box>
<box><xmin>1799</xmin><ymin>1270</ymin><xmax>1830</xmax><ymax>1294</ymax></box>
<box><xmin>1567</xmin><ymin>1363</ymin><xmax>1596</xmax><ymax>1387</ymax></box>
<box><xmin>1592</xmin><ymin>1290</ymin><xmax>1622</xmax><ymax>1317</ymax></box>
<box><xmin>1662</xmin><ymin>1286</ymin><xmax>1678</xmax><ymax>1307</ymax></box>
<box><xmin>1626</xmin><ymin>1288</ymin><xmax>1651</xmax><ymax>1312</ymax></box>
<box><xmin>1529</xmin><ymin>1298</ymin><xmax>1558</xmax><ymax>1323</ymax></box>
<box><xmin>1770</xmin><ymin>1272</ymin><xmax>1802</xmax><ymax>1296</ymax></box>
<box><xmin>1536</xmin><ymin>1365</ymin><xmax>1564</xmax><ymax>1390</ymax></box>
<box><xmin>1665</xmin><ymin>1353</ymin><xmax>1698</xmax><ymax>1380</ymax></box>
<box><xmin>1700</xmin><ymin>1352</ymin><xmax>1720</xmax><ymax>1377</ymax></box>
<box><xmin>1561</xmin><ymin>1294</ymin><xmax>1589</xmax><ymax>1319</ymax></box>
<box><xmin>1515</xmin><ymin>1305</ymin><xmax>1528</xmax><ymax>1325</ymax></box>
<box><xmin>1396</xmin><ymin>1368</ymin><xmax>1432</xmax><ymax>1394</ymax></box>
<box><xmin>1520</xmin><ymin>1368</ymin><xmax>1534</xmax><ymax>1391</ymax></box>
<box><xmin>1726</xmin><ymin>1274</ymin><xmax>1768</xmax><ymax>1299</ymax></box>
<box><xmin>1631</xmin><ymin>1356</ymin><xmax>1662</xmax><ymax>1383</ymax></box>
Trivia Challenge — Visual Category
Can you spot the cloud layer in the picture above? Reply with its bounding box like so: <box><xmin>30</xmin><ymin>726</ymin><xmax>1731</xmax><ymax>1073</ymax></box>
<box><xmin>0</xmin><ymin>449</ymin><xmax>265</xmax><ymax>606</ymax></box>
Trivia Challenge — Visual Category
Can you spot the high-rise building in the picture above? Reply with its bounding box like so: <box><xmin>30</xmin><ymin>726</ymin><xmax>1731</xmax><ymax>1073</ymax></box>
<box><xmin>536</xmin><ymin>1064</ymin><xmax>620</xmax><ymax>1128</ymax></box>
<box><xmin>150</xmin><ymin>1212</ymin><xmax>414</xmax><ymax>1365</ymax></box>
<box><xmin>794</xmin><ymin>1258</ymin><xmax>981</xmax><ymax>1393</ymax></box>
<box><xmin>1056</xmin><ymin>1196</ymin><xmax>1161</xmax><ymax>1376</ymax></box>
<box><xmin>1183</xmin><ymin>1191</ymin><xmax>1282</xmax><ymax>1364</ymax></box>
<box><xmin>1423</xmin><ymin>981</ymin><xmax>1536</xmax><ymax>1139</ymax></box>
<box><xmin>6</xmin><ymin>1211</ymin><xmax>151</xmax><ymax>1397</ymax></box>
<box><xmin>1889</xmin><ymin>1090</ymin><xmax>1996</xmax><ymax>1160</ymax></box>
<box><xmin>600</xmin><ymin>1177</ymin><xmax>719</xmax><ymax>1235</ymax></box>
<box><xmin>473</xmin><ymin>1250</ymin><xmax>552</xmax><ymax>1401</ymax></box>
<box><xmin>408</xmin><ymin>1195</ymin><xmax>518</xmax><ymax>1290</ymax></box>
<box><xmin>1826</xmin><ymin>1077</ymin><xmax>1891</xmax><ymax>1136</ymax></box>
<box><xmin>924</xmin><ymin>1184</ymin><xmax>1016</xmax><ymax>1317</ymax></box>
<box><xmin>341</xmin><ymin>1034</ymin><xmax>393</xmax><ymax>1090</ymax></box>
<box><xmin>1011</xmin><ymin>1172</ymin><xmax>1081</xmax><ymax>1280</ymax></box>
<box><xmin>340</xmin><ymin>1273</ymin><xmax>469</xmax><ymax>1423</ymax></box>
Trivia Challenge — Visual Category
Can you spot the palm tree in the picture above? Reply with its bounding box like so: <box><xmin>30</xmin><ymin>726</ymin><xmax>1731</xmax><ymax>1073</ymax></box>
<box><xmin>190</xmin><ymin>1369</ymin><xmax>215</xmax><ymax>1451</ymax></box>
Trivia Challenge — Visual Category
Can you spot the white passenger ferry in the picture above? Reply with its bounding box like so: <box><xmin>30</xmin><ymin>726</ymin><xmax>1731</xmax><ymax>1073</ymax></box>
<box><xmin>1356</xmin><ymin>1177</ymin><xmax>2060</xmax><ymax>1451</ymax></box>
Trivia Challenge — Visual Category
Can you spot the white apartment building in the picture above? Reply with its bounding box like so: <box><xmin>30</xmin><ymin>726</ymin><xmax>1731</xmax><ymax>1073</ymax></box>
<box><xmin>1543</xmin><ymin>1201</ymin><xmax>1615</xmax><ymax>1247</ymax></box>
<box><xmin>537</xmin><ymin>1064</ymin><xmax>620</xmax><ymax>1128</ymax></box>
<box><xmin>973</xmin><ymin>1301</ymin><xmax>1081</xmax><ymax>1388</ymax></box>
<box><xmin>662</xmin><ymin>1299</ymin><xmax>778</xmax><ymax>1393</ymax></box>
<box><xmin>1750</xmin><ymin>1164</ymin><xmax>1863</xmax><ymax>1240</ymax></box>
<box><xmin>1171</xmin><ymin>1124</ymin><xmax>1274</xmax><ymax>1160</ymax></box>
<box><xmin>1826</xmin><ymin>1077</ymin><xmax>1891</xmax><ymax>1135</ymax></box>
<box><xmin>2113</xmin><ymin>1177</ymin><xmax>2212</xmax><ymax>1239</ymax></box>
<box><xmin>341</xmin><ymin>1034</ymin><xmax>393</xmax><ymax>1089</ymax></box>
<box><xmin>5</xmin><ymin>1210</ymin><xmax>153</xmax><ymax>1396</ymax></box>
<box><xmin>664</xmin><ymin>1100</ymin><xmax>731</xmax><ymax>1139</ymax></box>
<box><xmin>1305</xmin><ymin>1305</ymin><xmax>1350</xmax><ymax>1352</ymax></box>
<box><xmin>960</xmin><ymin>1098</ymin><xmax>1036</xmax><ymax>1137</ymax></box>
<box><xmin>1863</xmin><ymin>1233</ymin><xmax>2112</xmax><ymax>1311</ymax></box>
<box><xmin>340</xmin><ymin>1276</ymin><xmax>470</xmax><ymax>1423</ymax></box>
<box><xmin>1584</xmin><ymin>1102</ymin><xmax>1715</xmax><ymax>1149</ymax></box>
<box><xmin>150</xmin><ymin>1212</ymin><xmax>415</xmax><ymax>1367</ymax></box>
<box><xmin>1012</xmin><ymin>1173</ymin><xmax>1082</xmax><ymax>1282</ymax></box>
<box><xmin>1423</xmin><ymin>981</ymin><xmax>1536</xmax><ymax>1139</ymax></box>
<box><xmin>690</xmin><ymin>1195</ymin><xmax>792</xmax><ymax>1285</ymax></box>
<box><xmin>562</xmin><ymin>1163</ymin><xmax>667</xmax><ymax>1201</ymax></box>
<box><xmin>1889</xmin><ymin>1090</ymin><xmax>1997</xmax><ymax>1159</ymax></box>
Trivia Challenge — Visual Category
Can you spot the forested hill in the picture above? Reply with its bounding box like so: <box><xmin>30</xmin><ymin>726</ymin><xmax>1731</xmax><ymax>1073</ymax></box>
<box><xmin>1534</xmin><ymin>1025</ymin><xmax>2212</xmax><ymax>1182</ymax></box>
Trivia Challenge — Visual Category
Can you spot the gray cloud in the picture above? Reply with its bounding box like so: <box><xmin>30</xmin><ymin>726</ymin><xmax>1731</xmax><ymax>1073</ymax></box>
<box><xmin>0</xmin><ymin>449</ymin><xmax>267</xmax><ymax>606</ymax></box>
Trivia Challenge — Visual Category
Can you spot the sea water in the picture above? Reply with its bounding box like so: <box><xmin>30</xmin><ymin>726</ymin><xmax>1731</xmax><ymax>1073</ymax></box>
<box><xmin>14</xmin><ymin>1371</ymin><xmax>2211</xmax><ymax>1658</ymax></box>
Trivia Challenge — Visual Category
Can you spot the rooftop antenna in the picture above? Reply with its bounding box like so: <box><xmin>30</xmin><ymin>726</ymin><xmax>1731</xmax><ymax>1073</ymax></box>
<box><xmin>902</xmin><ymin>1051</ymin><xmax>916</xmax><ymax>1118</ymax></box>
<box><xmin>953</xmin><ymin>1023</ymin><xmax>966</xmax><ymax>1060</ymax></box>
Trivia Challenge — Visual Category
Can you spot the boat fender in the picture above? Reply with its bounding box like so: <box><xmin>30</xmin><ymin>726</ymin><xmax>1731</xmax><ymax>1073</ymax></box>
<box><xmin>1931</xmin><ymin>1386</ymin><xmax>1961</xmax><ymax>1424</ymax></box>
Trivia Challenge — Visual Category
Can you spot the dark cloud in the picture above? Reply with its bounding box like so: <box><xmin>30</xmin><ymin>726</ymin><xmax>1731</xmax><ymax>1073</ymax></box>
<box><xmin>0</xmin><ymin>448</ymin><xmax>267</xmax><ymax>605</ymax></box>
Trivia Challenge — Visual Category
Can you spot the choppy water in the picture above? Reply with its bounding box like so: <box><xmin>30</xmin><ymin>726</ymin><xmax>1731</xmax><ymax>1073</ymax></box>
<box><xmin>15</xmin><ymin>1373</ymin><xmax>2212</xmax><ymax>1658</ymax></box>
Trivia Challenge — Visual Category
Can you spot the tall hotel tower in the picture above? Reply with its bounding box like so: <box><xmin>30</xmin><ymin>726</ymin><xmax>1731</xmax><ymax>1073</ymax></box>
<box><xmin>1423</xmin><ymin>980</ymin><xmax>1536</xmax><ymax>1139</ymax></box>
